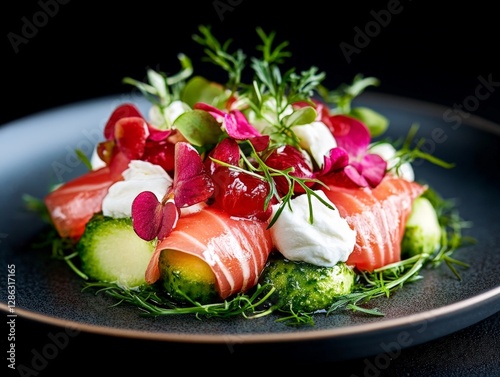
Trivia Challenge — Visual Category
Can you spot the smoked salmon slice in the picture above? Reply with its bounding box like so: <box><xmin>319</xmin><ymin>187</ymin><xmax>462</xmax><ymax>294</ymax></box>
<box><xmin>44</xmin><ymin>166</ymin><xmax>120</xmax><ymax>240</ymax></box>
<box><xmin>321</xmin><ymin>176</ymin><xmax>427</xmax><ymax>272</ymax></box>
<box><xmin>145</xmin><ymin>206</ymin><xmax>273</xmax><ymax>299</ymax></box>
<box><xmin>44</xmin><ymin>151</ymin><xmax>130</xmax><ymax>240</ymax></box>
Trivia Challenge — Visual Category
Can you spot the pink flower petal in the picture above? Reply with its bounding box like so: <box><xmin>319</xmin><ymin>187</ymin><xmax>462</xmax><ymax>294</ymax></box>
<box><xmin>173</xmin><ymin>142</ymin><xmax>214</xmax><ymax>207</ymax></box>
<box><xmin>322</xmin><ymin>147</ymin><xmax>350</xmax><ymax>174</ymax></box>
<box><xmin>147</xmin><ymin>126</ymin><xmax>172</xmax><ymax>141</ymax></box>
<box><xmin>225</xmin><ymin>110</ymin><xmax>269</xmax><ymax>151</ymax></box>
<box><xmin>194</xmin><ymin>103</ymin><xmax>268</xmax><ymax>151</ymax></box>
<box><xmin>359</xmin><ymin>153</ymin><xmax>388</xmax><ymax>188</ymax></box>
<box><xmin>175</xmin><ymin>174</ymin><xmax>215</xmax><ymax>207</ymax></box>
<box><xmin>157</xmin><ymin>199</ymin><xmax>180</xmax><ymax>240</ymax></box>
<box><xmin>131</xmin><ymin>191</ymin><xmax>163</xmax><ymax>241</ymax></box>
<box><xmin>193</xmin><ymin>102</ymin><xmax>225</xmax><ymax>120</ymax></box>
<box><xmin>344</xmin><ymin>165</ymin><xmax>369</xmax><ymax>187</ymax></box>
<box><xmin>333</xmin><ymin>115</ymin><xmax>371</xmax><ymax>158</ymax></box>
<box><xmin>224</xmin><ymin>110</ymin><xmax>261</xmax><ymax>139</ymax></box>
<box><xmin>174</xmin><ymin>142</ymin><xmax>206</xmax><ymax>182</ymax></box>
<box><xmin>326</xmin><ymin>114</ymin><xmax>352</xmax><ymax>137</ymax></box>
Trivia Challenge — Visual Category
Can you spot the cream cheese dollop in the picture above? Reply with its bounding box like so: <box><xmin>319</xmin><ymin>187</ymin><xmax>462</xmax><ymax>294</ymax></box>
<box><xmin>292</xmin><ymin>121</ymin><xmax>337</xmax><ymax>169</ymax></box>
<box><xmin>269</xmin><ymin>190</ymin><xmax>356</xmax><ymax>267</ymax></box>
<box><xmin>102</xmin><ymin>160</ymin><xmax>173</xmax><ymax>218</ymax></box>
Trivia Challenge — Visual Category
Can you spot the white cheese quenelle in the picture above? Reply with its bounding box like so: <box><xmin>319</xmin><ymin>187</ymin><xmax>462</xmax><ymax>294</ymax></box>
<box><xmin>292</xmin><ymin>121</ymin><xmax>337</xmax><ymax>169</ymax></box>
<box><xmin>102</xmin><ymin>160</ymin><xmax>172</xmax><ymax>218</ymax></box>
<box><xmin>269</xmin><ymin>190</ymin><xmax>356</xmax><ymax>267</ymax></box>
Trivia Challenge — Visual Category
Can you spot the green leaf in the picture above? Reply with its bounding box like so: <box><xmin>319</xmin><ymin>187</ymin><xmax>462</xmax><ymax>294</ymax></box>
<box><xmin>283</xmin><ymin>106</ymin><xmax>317</xmax><ymax>127</ymax></box>
<box><xmin>74</xmin><ymin>149</ymin><xmax>93</xmax><ymax>170</ymax></box>
<box><xmin>173</xmin><ymin>109</ymin><xmax>223</xmax><ymax>147</ymax></box>
<box><xmin>147</xmin><ymin>69</ymin><xmax>168</xmax><ymax>101</ymax></box>
<box><xmin>166</xmin><ymin>53</ymin><xmax>194</xmax><ymax>86</ymax></box>
<box><xmin>181</xmin><ymin>76</ymin><xmax>227</xmax><ymax>108</ymax></box>
<box><xmin>346</xmin><ymin>75</ymin><xmax>380</xmax><ymax>97</ymax></box>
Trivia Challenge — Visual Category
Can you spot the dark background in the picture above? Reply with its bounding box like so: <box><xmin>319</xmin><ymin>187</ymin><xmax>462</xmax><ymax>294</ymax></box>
<box><xmin>2</xmin><ymin>0</ymin><xmax>500</xmax><ymax>127</ymax></box>
<box><xmin>2</xmin><ymin>0</ymin><xmax>500</xmax><ymax>375</ymax></box>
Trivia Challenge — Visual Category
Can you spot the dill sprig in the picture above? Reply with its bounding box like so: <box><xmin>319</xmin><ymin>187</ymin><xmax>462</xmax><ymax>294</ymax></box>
<box><xmin>319</xmin><ymin>74</ymin><xmax>381</xmax><ymax>114</ymax></box>
<box><xmin>327</xmin><ymin>254</ymin><xmax>428</xmax><ymax>316</ymax></box>
<box><xmin>122</xmin><ymin>54</ymin><xmax>194</xmax><ymax>126</ymax></box>
<box><xmin>273</xmin><ymin>306</ymin><xmax>316</xmax><ymax>327</ymax></box>
<box><xmin>210</xmin><ymin>139</ymin><xmax>333</xmax><ymax>228</ymax></box>
<box><xmin>392</xmin><ymin>123</ymin><xmax>456</xmax><ymax>171</ymax></box>
<box><xmin>193</xmin><ymin>26</ymin><xmax>331</xmax><ymax>226</ymax></box>
<box><xmin>422</xmin><ymin>188</ymin><xmax>475</xmax><ymax>279</ymax></box>
<box><xmin>193</xmin><ymin>25</ymin><xmax>326</xmax><ymax>149</ymax></box>
<box><xmin>192</xmin><ymin>24</ymin><xmax>246</xmax><ymax>93</ymax></box>
<box><xmin>83</xmin><ymin>281</ymin><xmax>276</xmax><ymax>320</ymax></box>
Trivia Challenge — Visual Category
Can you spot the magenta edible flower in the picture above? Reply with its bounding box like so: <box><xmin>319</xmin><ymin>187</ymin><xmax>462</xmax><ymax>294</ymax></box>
<box><xmin>321</xmin><ymin>115</ymin><xmax>387</xmax><ymax>188</ymax></box>
<box><xmin>173</xmin><ymin>142</ymin><xmax>215</xmax><ymax>208</ymax></box>
<box><xmin>131</xmin><ymin>191</ymin><xmax>178</xmax><ymax>241</ymax></box>
<box><xmin>131</xmin><ymin>142</ymin><xmax>215</xmax><ymax>241</ymax></box>
<box><xmin>194</xmin><ymin>102</ymin><xmax>269</xmax><ymax>151</ymax></box>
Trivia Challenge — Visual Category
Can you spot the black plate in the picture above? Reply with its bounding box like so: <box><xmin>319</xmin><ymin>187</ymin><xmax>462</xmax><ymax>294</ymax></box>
<box><xmin>1</xmin><ymin>92</ymin><xmax>499</xmax><ymax>362</ymax></box>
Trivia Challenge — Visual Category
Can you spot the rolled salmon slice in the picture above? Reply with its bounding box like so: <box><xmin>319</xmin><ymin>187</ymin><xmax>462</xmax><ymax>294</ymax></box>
<box><xmin>145</xmin><ymin>206</ymin><xmax>273</xmax><ymax>299</ymax></box>
<box><xmin>322</xmin><ymin>176</ymin><xmax>427</xmax><ymax>272</ymax></box>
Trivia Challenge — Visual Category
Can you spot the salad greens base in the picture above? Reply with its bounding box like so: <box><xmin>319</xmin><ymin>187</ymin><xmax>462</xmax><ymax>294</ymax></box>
<box><xmin>25</xmin><ymin>186</ymin><xmax>473</xmax><ymax>327</ymax></box>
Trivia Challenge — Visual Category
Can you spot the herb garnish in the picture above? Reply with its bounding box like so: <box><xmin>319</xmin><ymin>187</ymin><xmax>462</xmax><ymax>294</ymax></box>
<box><xmin>24</xmin><ymin>25</ymin><xmax>474</xmax><ymax>327</ymax></box>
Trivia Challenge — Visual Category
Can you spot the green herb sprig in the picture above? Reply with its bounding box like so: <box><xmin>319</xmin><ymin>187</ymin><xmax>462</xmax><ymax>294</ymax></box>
<box><xmin>83</xmin><ymin>281</ymin><xmax>276</xmax><ymax>320</ymax></box>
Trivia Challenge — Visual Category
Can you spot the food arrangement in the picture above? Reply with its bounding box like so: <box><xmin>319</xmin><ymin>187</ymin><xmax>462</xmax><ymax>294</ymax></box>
<box><xmin>33</xmin><ymin>25</ymin><xmax>471</xmax><ymax>326</ymax></box>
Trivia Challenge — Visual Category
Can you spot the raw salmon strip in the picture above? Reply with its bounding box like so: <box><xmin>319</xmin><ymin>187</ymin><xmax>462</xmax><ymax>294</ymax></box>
<box><xmin>321</xmin><ymin>176</ymin><xmax>426</xmax><ymax>271</ymax></box>
<box><xmin>145</xmin><ymin>206</ymin><xmax>273</xmax><ymax>299</ymax></box>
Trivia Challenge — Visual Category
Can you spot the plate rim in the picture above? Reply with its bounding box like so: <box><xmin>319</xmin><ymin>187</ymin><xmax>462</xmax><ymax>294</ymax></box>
<box><xmin>1</xmin><ymin>91</ymin><xmax>499</xmax><ymax>345</ymax></box>
<box><xmin>1</xmin><ymin>285</ymin><xmax>499</xmax><ymax>343</ymax></box>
